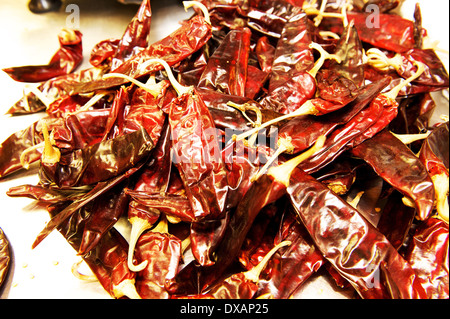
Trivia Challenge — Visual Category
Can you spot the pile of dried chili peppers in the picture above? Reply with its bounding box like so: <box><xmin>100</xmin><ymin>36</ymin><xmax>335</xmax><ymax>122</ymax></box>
<box><xmin>0</xmin><ymin>0</ymin><xmax>448</xmax><ymax>299</ymax></box>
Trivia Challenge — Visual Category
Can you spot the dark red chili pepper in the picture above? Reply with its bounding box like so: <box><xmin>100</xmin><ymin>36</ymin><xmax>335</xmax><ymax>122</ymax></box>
<box><xmin>39</xmin><ymin>126</ymin><xmax>153</xmax><ymax>189</ymax></box>
<box><xmin>350</xmin><ymin>130</ymin><xmax>435</xmax><ymax>221</ymax></box>
<box><xmin>255</xmin><ymin>36</ymin><xmax>276</xmax><ymax>74</ymax></box>
<box><xmin>78</xmin><ymin>182</ymin><xmax>130</xmax><ymax>255</ymax></box>
<box><xmin>329</xmin><ymin>11</ymin><xmax>417</xmax><ymax>53</ymax></box>
<box><xmin>50</xmin><ymin>202</ymin><xmax>141</xmax><ymax>299</ymax></box>
<box><xmin>7</xmin><ymin>183</ymin><xmax>87</xmax><ymax>204</ymax></box>
<box><xmin>32</xmin><ymin>156</ymin><xmax>147</xmax><ymax>249</ymax></box>
<box><xmin>90</xmin><ymin>38</ymin><xmax>121</xmax><ymax>68</ymax></box>
<box><xmin>110</xmin><ymin>0</ymin><xmax>152</xmax><ymax>71</ymax></box>
<box><xmin>166</xmin><ymin>138</ymin><xmax>324</xmax><ymax>295</ymax></box>
<box><xmin>133</xmin><ymin>217</ymin><xmax>183</xmax><ymax>299</ymax></box>
<box><xmin>403</xmin><ymin>217</ymin><xmax>449</xmax><ymax>299</ymax></box>
<box><xmin>191</xmin><ymin>240</ymin><xmax>291</xmax><ymax>299</ymax></box>
<box><xmin>376</xmin><ymin>190</ymin><xmax>416</xmax><ymax>251</ymax></box>
<box><xmin>0</xmin><ymin>228</ymin><xmax>11</xmax><ymax>291</ymax></box>
<box><xmin>286</xmin><ymin>167</ymin><xmax>427</xmax><ymax>299</ymax></box>
<box><xmin>2</xmin><ymin>29</ymin><xmax>83</xmax><ymax>83</ymax></box>
<box><xmin>198</xmin><ymin>27</ymin><xmax>252</xmax><ymax>97</ymax></box>
<box><xmin>418</xmin><ymin>122</ymin><xmax>449</xmax><ymax>223</ymax></box>
<box><xmin>267</xmin><ymin>12</ymin><xmax>314</xmax><ymax>93</ymax></box>
<box><xmin>61</xmin><ymin>9</ymin><xmax>212</xmax><ymax>96</ymax></box>
<box><xmin>256</xmin><ymin>208</ymin><xmax>325</xmax><ymax>299</ymax></box>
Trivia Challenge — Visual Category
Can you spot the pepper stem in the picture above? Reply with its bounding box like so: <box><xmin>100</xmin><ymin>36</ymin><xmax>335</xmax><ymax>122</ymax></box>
<box><xmin>183</xmin><ymin>1</ymin><xmax>211</xmax><ymax>25</ymax></box>
<box><xmin>139</xmin><ymin>58</ymin><xmax>193</xmax><ymax>96</ymax></box>
<box><xmin>127</xmin><ymin>217</ymin><xmax>154</xmax><ymax>272</ymax></box>
<box><xmin>308</xmin><ymin>42</ymin><xmax>343</xmax><ymax>78</ymax></box>
<box><xmin>252</xmin><ymin>137</ymin><xmax>295</xmax><ymax>182</ymax></box>
<box><xmin>102</xmin><ymin>73</ymin><xmax>165</xmax><ymax>98</ymax></box>
<box><xmin>383</xmin><ymin>61</ymin><xmax>426</xmax><ymax>100</ymax></box>
<box><xmin>41</xmin><ymin>121</ymin><xmax>61</xmax><ymax>165</ymax></box>
<box><xmin>364</xmin><ymin>48</ymin><xmax>404</xmax><ymax>72</ymax></box>
<box><xmin>267</xmin><ymin>135</ymin><xmax>326</xmax><ymax>188</ymax></box>
<box><xmin>391</xmin><ymin>131</ymin><xmax>431</xmax><ymax>145</ymax></box>
<box><xmin>20</xmin><ymin>142</ymin><xmax>45</xmax><ymax>169</ymax></box>
<box><xmin>71</xmin><ymin>259</ymin><xmax>98</xmax><ymax>282</ymax></box>
<box><xmin>432</xmin><ymin>172</ymin><xmax>449</xmax><ymax>223</ymax></box>
<box><xmin>243</xmin><ymin>240</ymin><xmax>292</xmax><ymax>283</ymax></box>
<box><xmin>112</xmin><ymin>278</ymin><xmax>142</xmax><ymax>299</ymax></box>
<box><xmin>67</xmin><ymin>92</ymin><xmax>108</xmax><ymax>116</ymax></box>
<box><xmin>152</xmin><ymin>214</ymin><xmax>169</xmax><ymax>234</ymax></box>
<box><xmin>232</xmin><ymin>100</ymin><xmax>318</xmax><ymax>143</ymax></box>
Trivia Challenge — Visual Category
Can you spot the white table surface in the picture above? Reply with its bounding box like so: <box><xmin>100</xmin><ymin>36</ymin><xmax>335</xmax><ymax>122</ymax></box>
<box><xmin>0</xmin><ymin>0</ymin><xmax>448</xmax><ymax>299</ymax></box>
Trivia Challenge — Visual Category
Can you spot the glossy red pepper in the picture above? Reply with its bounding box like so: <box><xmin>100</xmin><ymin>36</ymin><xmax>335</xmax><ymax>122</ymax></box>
<box><xmin>198</xmin><ymin>27</ymin><xmax>252</xmax><ymax>97</ymax></box>
<box><xmin>403</xmin><ymin>217</ymin><xmax>449</xmax><ymax>299</ymax></box>
<box><xmin>351</xmin><ymin>130</ymin><xmax>435</xmax><ymax>221</ymax></box>
<box><xmin>2</xmin><ymin>29</ymin><xmax>83</xmax><ymax>83</ymax></box>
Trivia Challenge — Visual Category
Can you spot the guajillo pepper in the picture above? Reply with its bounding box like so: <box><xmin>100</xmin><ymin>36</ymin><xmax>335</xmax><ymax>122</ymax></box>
<box><xmin>49</xmin><ymin>202</ymin><xmax>141</xmax><ymax>299</ymax></box>
<box><xmin>32</xmin><ymin>151</ymin><xmax>148</xmax><ymax>249</ymax></box>
<box><xmin>285</xmin><ymin>167</ymin><xmax>427</xmax><ymax>298</ymax></box>
<box><xmin>133</xmin><ymin>216</ymin><xmax>187</xmax><ymax>299</ymax></box>
<box><xmin>183</xmin><ymin>240</ymin><xmax>292</xmax><ymax>299</ymax></box>
<box><xmin>260</xmin><ymin>42</ymin><xmax>342</xmax><ymax>115</ymax></box>
<box><xmin>60</xmin><ymin>1</ymin><xmax>212</xmax><ymax>96</ymax></box>
<box><xmin>298</xmin><ymin>61</ymin><xmax>426</xmax><ymax>174</ymax></box>
<box><xmin>166</xmin><ymin>137</ymin><xmax>325</xmax><ymax>295</ymax></box>
<box><xmin>350</xmin><ymin>130</ymin><xmax>435</xmax><ymax>221</ymax></box>
<box><xmin>2</xmin><ymin>29</ymin><xmax>83</xmax><ymax>83</ymax></box>
<box><xmin>418</xmin><ymin>122</ymin><xmax>449</xmax><ymax>223</ymax></box>
<box><xmin>197</xmin><ymin>27</ymin><xmax>252</xmax><ymax>97</ymax></box>
<box><xmin>126</xmin><ymin>122</ymin><xmax>173</xmax><ymax>272</ymax></box>
<box><xmin>403</xmin><ymin>217</ymin><xmax>449</xmax><ymax>299</ymax></box>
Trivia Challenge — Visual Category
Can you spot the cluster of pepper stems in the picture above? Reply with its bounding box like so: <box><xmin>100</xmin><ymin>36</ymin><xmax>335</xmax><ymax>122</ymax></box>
<box><xmin>0</xmin><ymin>0</ymin><xmax>448</xmax><ymax>299</ymax></box>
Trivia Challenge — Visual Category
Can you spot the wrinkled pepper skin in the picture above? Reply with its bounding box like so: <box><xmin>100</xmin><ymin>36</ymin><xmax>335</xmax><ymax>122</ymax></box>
<box><xmin>351</xmin><ymin>130</ymin><xmax>435</xmax><ymax>221</ymax></box>
<box><xmin>287</xmin><ymin>168</ymin><xmax>427</xmax><ymax>299</ymax></box>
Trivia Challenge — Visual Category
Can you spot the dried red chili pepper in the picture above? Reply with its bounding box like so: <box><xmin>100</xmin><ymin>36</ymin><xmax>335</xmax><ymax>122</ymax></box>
<box><xmin>110</xmin><ymin>0</ymin><xmax>152</xmax><ymax>71</ymax></box>
<box><xmin>39</xmin><ymin>125</ymin><xmax>153</xmax><ymax>189</ymax></box>
<box><xmin>377</xmin><ymin>190</ymin><xmax>416</xmax><ymax>251</ymax></box>
<box><xmin>256</xmin><ymin>208</ymin><xmax>325</xmax><ymax>299</ymax></box>
<box><xmin>78</xmin><ymin>182</ymin><xmax>130</xmax><ymax>255</ymax></box>
<box><xmin>50</xmin><ymin>202</ymin><xmax>141</xmax><ymax>299</ymax></box>
<box><xmin>198</xmin><ymin>27</ymin><xmax>252</xmax><ymax>97</ymax></box>
<box><xmin>418</xmin><ymin>122</ymin><xmax>449</xmax><ymax>223</ymax></box>
<box><xmin>133</xmin><ymin>216</ymin><xmax>184</xmax><ymax>299</ymax></box>
<box><xmin>0</xmin><ymin>228</ymin><xmax>11</xmax><ymax>291</ymax></box>
<box><xmin>32</xmin><ymin>156</ymin><xmax>147</xmax><ymax>249</ymax></box>
<box><xmin>61</xmin><ymin>3</ymin><xmax>212</xmax><ymax>95</ymax></box>
<box><xmin>285</xmin><ymin>167</ymin><xmax>427</xmax><ymax>299</ymax></box>
<box><xmin>403</xmin><ymin>217</ymin><xmax>449</xmax><ymax>299</ymax></box>
<box><xmin>166</xmin><ymin>138</ymin><xmax>325</xmax><ymax>295</ymax></box>
<box><xmin>350</xmin><ymin>130</ymin><xmax>435</xmax><ymax>221</ymax></box>
<box><xmin>2</xmin><ymin>29</ymin><xmax>83</xmax><ymax>83</ymax></box>
<box><xmin>192</xmin><ymin>240</ymin><xmax>291</xmax><ymax>299</ymax></box>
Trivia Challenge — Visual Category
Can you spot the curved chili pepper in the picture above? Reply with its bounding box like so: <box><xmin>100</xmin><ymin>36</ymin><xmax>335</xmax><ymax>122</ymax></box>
<box><xmin>133</xmin><ymin>217</ymin><xmax>183</xmax><ymax>299</ymax></box>
<box><xmin>256</xmin><ymin>209</ymin><xmax>325</xmax><ymax>299</ymax></box>
<box><xmin>78</xmin><ymin>182</ymin><xmax>130</xmax><ymax>255</ymax></box>
<box><xmin>39</xmin><ymin>126</ymin><xmax>153</xmax><ymax>188</ymax></box>
<box><xmin>2</xmin><ymin>29</ymin><xmax>83</xmax><ymax>83</ymax></box>
<box><xmin>403</xmin><ymin>217</ymin><xmax>449</xmax><ymax>299</ymax></box>
<box><xmin>286</xmin><ymin>168</ymin><xmax>427</xmax><ymax>299</ymax></box>
<box><xmin>0</xmin><ymin>228</ymin><xmax>11</xmax><ymax>291</ymax></box>
<box><xmin>166</xmin><ymin>138</ymin><xmax>325</xmax><ymax>295</ymax></box>
<box><xmin>350</xmin><ymin>130</ymin><xmax>435</xmax><ymax>221</ymax></box>
<box><xmin>110</xmin><ymin>0</ymin><xmax>152</xmax><ymax>71</ymax></box>
<box><xmin>418</xmin><ymin>122</ymin><xmax>449</xmax><ymax>223</ymax></box>
<box><xmin>198</xmin><ymin>27</ymin><xmax>252</xmax><ymax>97</ymax></box>
<box><xmin>61</xmin><ymin>5</ymin><xmax>212</xmax><ymax>96</ymax></box>
<box><xmin>50</xmin><ymin>202</ymin><xmax>141</xmax><ymax>299</ymax></box>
